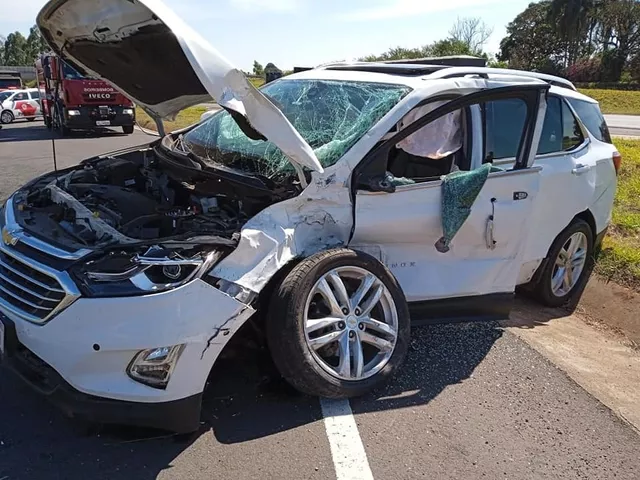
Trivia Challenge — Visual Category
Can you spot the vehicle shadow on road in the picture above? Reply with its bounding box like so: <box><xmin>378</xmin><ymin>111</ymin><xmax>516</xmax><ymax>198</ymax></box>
<box><xmin>0</xmin><ymin>322</ymin><xmax>501</xmax><ymax>480</ymax></box>
<box><xmin>0</xmin><ymin>124</ymin><xmax>130</xmax><ymax>143</ymax></box>
<box><xmin>205</xmin><ymin>321</ymin><xmax>503</xmax><ymax>444</ymax></box>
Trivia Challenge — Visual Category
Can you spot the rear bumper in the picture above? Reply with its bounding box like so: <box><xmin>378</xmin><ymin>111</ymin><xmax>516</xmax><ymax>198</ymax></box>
<box><xmin>0</xmin><ymin>314</ymin><xmax>201</xmax><ymax>433</ymax></box>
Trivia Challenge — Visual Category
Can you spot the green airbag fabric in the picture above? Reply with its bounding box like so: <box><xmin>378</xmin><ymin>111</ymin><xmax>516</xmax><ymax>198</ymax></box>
<box><xmin>435</xmin><ymin>163</ymin><xmax>493</xmax><ymax>253</ymax></box>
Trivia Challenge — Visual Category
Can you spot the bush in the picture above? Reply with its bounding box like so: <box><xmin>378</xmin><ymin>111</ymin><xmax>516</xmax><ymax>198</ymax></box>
<box><xmin>629</xmin><ymin>55</ymin><xmax>640</xmax><ymax>83</ymax></box>
<box><xmin>575</xmin><ymin>82</ymin><xmax>640</xmax><ymax>91</ymax></box>
<box><xmin>565</xmin><ymin>57</ymin><xmax>603</xmax><ymax>83</ymax></box>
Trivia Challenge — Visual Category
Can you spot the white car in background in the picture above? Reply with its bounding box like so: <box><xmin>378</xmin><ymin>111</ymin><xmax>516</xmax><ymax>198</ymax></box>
<box><xmin>0</xmin><ymin>88</ymin><xmax>44</xmax><ymax>124</ymax></box>
<box><xmin>0</xmin><ymin>0</ymin><xmax>618</xmax><ymax>434</ymax></box>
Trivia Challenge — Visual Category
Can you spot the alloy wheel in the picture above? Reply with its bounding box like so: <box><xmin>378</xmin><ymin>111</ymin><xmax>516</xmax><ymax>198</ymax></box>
<box><xmin>551</xmin><ymin>231</ymin><xmax>588</xmax><ymax>297</ymax></box>
<box><xmin>303</xmin><ymin>266</ymin><xmax>399</xmax><ymax>381</ymax></box>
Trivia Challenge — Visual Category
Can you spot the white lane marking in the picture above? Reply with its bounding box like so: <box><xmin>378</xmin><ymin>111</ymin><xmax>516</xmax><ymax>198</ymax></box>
<box><xmin>320</xmin><ymin>398</ymin><xmax>374</xmax><ymax>480</ymax></box>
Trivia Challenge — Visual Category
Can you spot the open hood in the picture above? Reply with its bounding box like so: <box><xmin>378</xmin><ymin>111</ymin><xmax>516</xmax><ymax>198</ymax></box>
<box><xmin>37</xmin><ymin>0</ymin><xmax>323</xmax><ymax>173</ymax></box>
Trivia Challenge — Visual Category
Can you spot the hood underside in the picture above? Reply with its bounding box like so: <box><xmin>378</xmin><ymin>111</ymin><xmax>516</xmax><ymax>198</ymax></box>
<box><xmin>37</xmin><ymin>0</ymin><xmax>323</xmax><ymax>173</ymax></box>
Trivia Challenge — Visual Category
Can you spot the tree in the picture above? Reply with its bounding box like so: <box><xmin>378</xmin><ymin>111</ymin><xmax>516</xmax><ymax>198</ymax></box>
<box><xmin>449</xmin><ymin>16</ymin><xmax>493</xmax><ymax>56</ymax></box>
<box><xmin>597</xmin><ymin>0</ymin><xmax>640</xmax><ymax>81</ymax></box>
<box><xmin>2</xmin><ymin>32</ymin><xmax>28</xmax><ymax>66</ymax></box>
<box><xmin>360</xmin><ymin>46</ymin><xmax>429</xmax><ymax>62</ymax></box>
<box><xmin>360</xmin><ymin>38</ymin><xmax>479</xmax><ymax>62</ymax></box>
<box><xmin>0</xmin><ymin>36</ymin><xmax>5</xmax><ymax>65</ymax></box>
<box><xmin>549</xmin><ymin>0</ymin><xmax>599</xmax><ymax>65</ymax></box>
<box><xmin>252</xmin><ymin>60</ymin><xmax>264</xmax><ymax>76</ymax></box>
<box><xmin>499</xmin><ymin>1</ymin><xmax>565</xmax><ymax>74</ymax></box>
<box><xmin>26</xmin><ymin>25</ymin><xmax>48</xmax><ymax>61</ymax></box>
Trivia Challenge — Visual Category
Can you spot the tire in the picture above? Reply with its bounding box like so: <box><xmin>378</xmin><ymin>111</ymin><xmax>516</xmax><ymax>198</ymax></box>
<box><xmin>122</xmin><ymin>125</ymin><xmax>134</xmax><ymax>134</ymax></box>
<box><xmin>0</xmin><ymin>110</ymin><xmax>14</xmax><ymax>124</ymax></box>
<box><xmin>26</xmin><ymin>117</ymin><xmax>35</xmax><ymax>122</ymax></box>
<box><xmin>532</xmin><ymin>219</ymin><xmax>594</xmax><ymax>308</ymax></box>
<box><xmin>45</xmin><ymin>116</ymin><xmax>52</xmax><ymax>129</ymax></box>
<box><xmin>266</xmin><ymin>248</ymin><xmax>410</xmax><ymax>398</ymax></box>
<box><xmin>54</xmin><ymin>106</ymin><xmax>70</xmax><ymax>137</ymax></box>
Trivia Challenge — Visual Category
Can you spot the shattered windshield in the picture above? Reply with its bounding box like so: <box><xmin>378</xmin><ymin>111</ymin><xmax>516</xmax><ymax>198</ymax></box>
<box><xmin>182</xmin><ymin>79</ymin><xmax>411</xmax><ymax>180</ymax></box>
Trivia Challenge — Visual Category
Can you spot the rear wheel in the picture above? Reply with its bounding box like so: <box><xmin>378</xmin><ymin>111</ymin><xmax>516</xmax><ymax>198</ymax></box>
<box><xmin>533</xmin><ymin>219</ymin><xmax>594</xmax><ymax>308</ymax></box>
<box><xmin>0</xmin><ymin>110</ymin><xmax>14</xmax><ymax>124</ymax></box>
<box><xmin>266</xmin><ymin>249</ymin><xmax>410</xmax><ymax>398</ymax></box>
<box><xmin>122</xmin><ymin>125</ymin><xmax>134</xmax><ymax>134</ymax></box>
<box><xmin>26</xmin><ymin>117</ymin><xmax>35</xmax><ymax>122</ymax></box>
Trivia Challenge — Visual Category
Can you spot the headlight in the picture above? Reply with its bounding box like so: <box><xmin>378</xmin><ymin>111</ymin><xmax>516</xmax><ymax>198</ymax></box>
<box><xmin>122</xmin><ymin>108</ymin><xmax>134</xmax><ymax>115</ymax></box>
<box><xmin>73</xmin><ymin>247</ymin><xmax>222</xmax><ymax>297</ymax></box>
<box><xmin>67</xmin><ymin>109</ymin><xmax>81</xmax><ymax>116</ymax></box>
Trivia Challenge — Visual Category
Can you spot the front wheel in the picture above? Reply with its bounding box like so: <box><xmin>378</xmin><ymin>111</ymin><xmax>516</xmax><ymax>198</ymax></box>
<box><xmin>0</xmin><ymin>110</ymin><xmax>14</xmax><ymax>124</ymax></box>
<box><xmin>533</xmin><ymin>219</ymin><xmax>594</xmax><ymax>308</ymax></box>
<box><xmin>122</xmin><ymin>125</ymin><xmax>134</xmax><ymax>134</ymax></box>
<box><xmin>266</xmin><ymin>249</ymin><xmax>410</xmax><ymax>398</ymax></box>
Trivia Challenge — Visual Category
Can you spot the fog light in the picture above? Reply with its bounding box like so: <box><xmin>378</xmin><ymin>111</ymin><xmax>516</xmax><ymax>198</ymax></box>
<box><xmin>67</xmin><ymin>109</ymin><xmax>81</xmax><ymax>116</ymax></box>
<box><xmin>127</xmin><ymin>344</ymin><xmax>185</xmax><ymax>389</ymax></box>
<box><xmin>122</xmin><ymin>108</ymin><xmax>134</xmax><ymax>115</ymax></box>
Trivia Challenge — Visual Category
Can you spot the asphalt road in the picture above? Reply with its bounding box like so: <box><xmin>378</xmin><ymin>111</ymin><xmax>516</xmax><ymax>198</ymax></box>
<box><xmin>1</xmin><ymin>120</ymin><xmax>639</xmax><ymax>480</ymax></box>
<box><xmin>604</xmin><ymin>114</ymin><xmax>640</xmax><ymax>137</ymax></box>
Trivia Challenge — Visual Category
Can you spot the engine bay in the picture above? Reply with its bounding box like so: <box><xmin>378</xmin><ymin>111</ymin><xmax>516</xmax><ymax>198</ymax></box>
<box><xmin>12</xmin><ymin>146</ymin><xmax>278</xmax><ymax>251</ymax></box>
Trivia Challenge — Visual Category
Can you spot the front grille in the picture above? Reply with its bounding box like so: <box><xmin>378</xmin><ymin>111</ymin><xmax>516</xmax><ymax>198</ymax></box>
<box><xmin>83</xmin><ymin>93</ymin><xmax>115</xmax><ymax>103</ymax></box>
<box><xmin>0</xmin><ymin>250</ymin><xmax>66</xmax><ymax>321</ymax></box>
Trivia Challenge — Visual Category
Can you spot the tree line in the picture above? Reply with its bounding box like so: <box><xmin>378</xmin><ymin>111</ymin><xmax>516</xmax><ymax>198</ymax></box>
<box><xmin>0</xmin><ymin>26</ymin><xmax>48</xmax><ymax>66</ymax></box>
<box><xmin>499</xmin><ymin>0</ymin><xmax>640</xmax><ymax>82</ymax></box>
<box><xmin>321</xmin><ymin>1</ymin><xmax>640</xmax><ymax>84</ymax></box>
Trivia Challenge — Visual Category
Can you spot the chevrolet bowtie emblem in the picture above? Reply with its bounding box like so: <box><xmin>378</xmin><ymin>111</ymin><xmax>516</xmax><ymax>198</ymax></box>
<box><xmin>2</xmin><ymin>227</ymin><xmax>19</xmax><ymax>247</ymax></box>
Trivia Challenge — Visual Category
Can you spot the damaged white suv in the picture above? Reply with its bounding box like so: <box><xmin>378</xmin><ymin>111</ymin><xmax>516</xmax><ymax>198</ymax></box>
<box><xmin>0</xmin><ymin>0</ymin><xmax>618</xmax><ymax>433</ymax></box>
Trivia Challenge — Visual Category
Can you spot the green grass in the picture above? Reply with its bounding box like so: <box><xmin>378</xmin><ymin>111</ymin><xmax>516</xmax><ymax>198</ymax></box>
<box><xmin>595</xmin><ymin>138</ymin><xmax>640</xmax><ymax>290</ymax></box>
<box><xmin>135</xmin><ymin>78</ymin><xmax>264</xmax><ymax>132</ymax></box>
<box><xmin>577</xmin><ymin>88</ymin><xmax>640</xmax><ymax>115</ymax></box>
<box><xmin>249</xmin><ymin>77</ymin><xmax>265</xmax><ymax>88</ymax></box>
<box><xmin>135</xmin><ymin>106</ymin><xmax>208</xmax><ymax>132</ymax></box>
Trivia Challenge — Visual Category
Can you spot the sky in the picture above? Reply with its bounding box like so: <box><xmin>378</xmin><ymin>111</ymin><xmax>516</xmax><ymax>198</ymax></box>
<box><xmin>1</xmin><ymin>0</ymin><xmax>532</xmax><ymax>71</ymax></box>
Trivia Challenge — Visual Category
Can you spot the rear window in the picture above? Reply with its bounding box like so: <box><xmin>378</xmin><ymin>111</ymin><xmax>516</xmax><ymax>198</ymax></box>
<box><xmin>566</xmin><ymin>98</ymin><xmax>612</xmax><ymax>144</ymax></box>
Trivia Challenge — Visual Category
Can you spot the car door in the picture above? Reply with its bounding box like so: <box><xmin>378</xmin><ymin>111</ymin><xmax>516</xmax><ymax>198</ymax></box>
<box><xmin>480</xmin><ymin>95</ymin><xmax>601</xmax><ymax>283</ymax></box>
<box><xmin>350</xmin><ymin>84</ymin><xmax>548</xmax><ymax>322</ymax></box>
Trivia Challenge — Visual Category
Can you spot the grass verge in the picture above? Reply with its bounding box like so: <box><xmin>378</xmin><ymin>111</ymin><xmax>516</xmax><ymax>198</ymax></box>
<box><xmin>135</xmin><ymin>78</ymin><xmax>264</xmax><ymax>133</ymax></box>
<box><xmin>135</xmin><ymin>106</ymin><xmax>208</xmax><ymax>132</ymax></box>
<box><xmin>577</xmin><ymin>88</ymin><xmax>640</xmax><ymax>115</ymax></box>
<box><xmin>596</xmin><ymin>138</ymin><xmax>640</xmax><ymax>290</ymax></box>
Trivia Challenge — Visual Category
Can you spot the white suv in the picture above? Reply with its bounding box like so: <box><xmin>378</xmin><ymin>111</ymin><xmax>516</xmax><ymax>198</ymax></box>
<box><xmin>0</xmin><ymin>0</ymin><xmax>618</xmax><ymax>433</ymax></box>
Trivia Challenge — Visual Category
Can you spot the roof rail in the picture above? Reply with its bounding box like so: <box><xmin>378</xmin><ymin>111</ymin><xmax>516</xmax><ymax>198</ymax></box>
<box><xmin>426</xmin><ymin>67</ymin><xmax>576</xmax><ymax>91</ymax></box>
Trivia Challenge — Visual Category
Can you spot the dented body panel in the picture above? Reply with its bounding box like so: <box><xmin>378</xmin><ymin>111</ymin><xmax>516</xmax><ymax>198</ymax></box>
<box><xmin>6</xmin><ymin>279</ymin><xmax>254</xmax><ymax>403</ymax></box>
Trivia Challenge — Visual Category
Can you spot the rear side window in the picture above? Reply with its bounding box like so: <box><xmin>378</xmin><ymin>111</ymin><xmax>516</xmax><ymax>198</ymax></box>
<box><xmin>562</xmin><ymin>100</ymin><xmax>584</xmax><ymax>150</ymax></box>
<box><xmin>537</xmin><ymin>96</ymin><xmax>562</xmax><ymax>154</ymax></box>
<box><xmin>567</xmin><ymin>98</ymin><xmax>612</xmax><ymax>144</ymax></box>
<box><xmin>484</xmin><ymin>98</ymin><xmax>528</xmax><ymax>159</ymax></box>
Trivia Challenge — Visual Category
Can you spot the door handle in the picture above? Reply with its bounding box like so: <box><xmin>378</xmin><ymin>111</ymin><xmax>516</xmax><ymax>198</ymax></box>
<box><xmin>485</xmin><ymin>216</ymin><xmax>496</xmax><ymax>250</ymax></box>
<box><xmin>572</xmin><ymin>164</ymin><xmax>591</xmax><ymax>175</ymax></box>
<box><xmin>485</xmin><ymin>198</ymin><xmax>497</xmax><ymax>250</ymax></box>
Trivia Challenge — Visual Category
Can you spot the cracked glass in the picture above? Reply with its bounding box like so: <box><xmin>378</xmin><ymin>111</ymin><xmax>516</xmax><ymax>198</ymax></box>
<box><xmin>183</xmin><ymin>79</ymin><xmax>411</xmax><ymax>181</ymax></box>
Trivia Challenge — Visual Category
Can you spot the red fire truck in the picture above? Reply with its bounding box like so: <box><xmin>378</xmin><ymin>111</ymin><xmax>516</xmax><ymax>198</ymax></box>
<box><xmin>36</xmin><ymin>53</ymin><xmax>136</xmax><ymax>135</ymax></box>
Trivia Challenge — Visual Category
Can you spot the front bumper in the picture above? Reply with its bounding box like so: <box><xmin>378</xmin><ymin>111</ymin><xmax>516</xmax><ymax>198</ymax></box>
<box><xmin>0</xmin><ymin>278</ymin><xmax>255</xmax><ymax>432</ymax></box>
<box><xmin>1</xmin><ymin>315</ymin><xmax>201</xmax><ymax>433</ymax></box>
<box><xmin>65</xmin><ymin>105</ymin><xmax>135</xmax><ymax>129</ymax></box>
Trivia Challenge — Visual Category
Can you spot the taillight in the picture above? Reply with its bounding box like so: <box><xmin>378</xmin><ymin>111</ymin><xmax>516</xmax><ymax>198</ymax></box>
<box><xmin>613</xmin><ymin>152</ymin><xmax>622</xmax><ymax>174</ymax></box>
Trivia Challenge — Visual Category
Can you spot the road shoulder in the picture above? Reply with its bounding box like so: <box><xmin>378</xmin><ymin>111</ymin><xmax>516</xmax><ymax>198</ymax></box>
<box><xmin>503</xmin><ymin>301</ymin><xmax>640</xmax><ymax>433</ymax></box>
